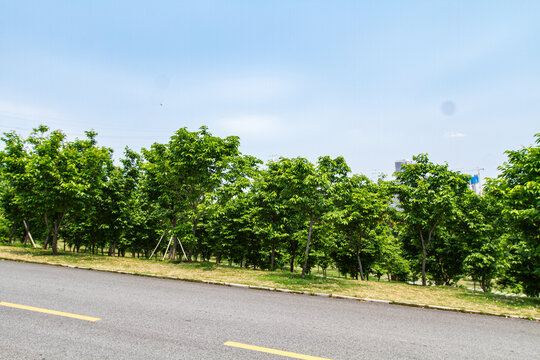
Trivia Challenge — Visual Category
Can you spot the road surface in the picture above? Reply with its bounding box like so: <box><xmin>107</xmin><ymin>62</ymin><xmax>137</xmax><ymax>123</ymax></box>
<box><xmin>1</xmin><ymin>260</ymin><xmax>538</xmax><ymax>359</ymax></box>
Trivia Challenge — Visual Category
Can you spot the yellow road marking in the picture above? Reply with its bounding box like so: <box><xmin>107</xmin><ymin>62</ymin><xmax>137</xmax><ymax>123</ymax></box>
<box><xmin>224</xmin><ymin>341</ymin><xmax>332</xmax><ymax>360</ymax></box>
<box><xmin>0</xmin><ymin>301</ymin><xmax>100</xmax><ymax>322</ymax></box>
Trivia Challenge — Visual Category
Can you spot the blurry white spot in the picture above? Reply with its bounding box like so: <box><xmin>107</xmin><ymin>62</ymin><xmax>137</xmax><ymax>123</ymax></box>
<box><xmin>444</xmin><ymin>131</ymin><xmax>465</xmax><ymax>138</ymax></box>
<box><xmin>441</xmin><ymin>101</ymin><xmax>456</xmax><ymax>116</ymax></box>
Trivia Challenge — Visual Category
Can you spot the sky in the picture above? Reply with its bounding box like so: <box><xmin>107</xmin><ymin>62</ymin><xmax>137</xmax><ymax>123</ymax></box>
<box><xmin>1</xmin><ymin>1</ymin><xmax>539</xmax><ymax>181</ymax></box>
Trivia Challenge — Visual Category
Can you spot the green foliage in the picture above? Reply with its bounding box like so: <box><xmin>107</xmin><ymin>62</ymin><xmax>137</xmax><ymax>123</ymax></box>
<box><xmin>1</xmin><ymin>125</ymin><xmax>539</xmax><ymax>298</ymax></box>
<box><xmin>142</xmin><ymin>126</ymin><xmax>241</xmax><ymax>260</ymax></box>
<box><xmin>328</xmin><ymin>175</ymin><xmax>392</xmax><ymax>280</ymax></box>
<box><xmin>0</xmin><ymin>126</ymin><xmax>112</xmax><ymax>254</ymax></box>
<box><xmin>396</xmin><ymin>154</ymin><xmax>470</xmax><ymax>286</ymax></box>
<box><xmin>486</xmin><ymin>133</ymin><xmax>540</xmax><ymax>296</ymax></box>
<box><xmin>460</xmin><ymin>192</ymin><xmax>507</xmax><ymax>292</ymax></box>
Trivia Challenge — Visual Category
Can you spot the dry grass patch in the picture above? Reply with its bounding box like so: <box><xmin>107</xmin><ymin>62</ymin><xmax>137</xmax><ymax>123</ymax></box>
<box><xmin>1</xmin><ymin>244</ymin><xmax>538</xmax><ymax>318</ymax></box>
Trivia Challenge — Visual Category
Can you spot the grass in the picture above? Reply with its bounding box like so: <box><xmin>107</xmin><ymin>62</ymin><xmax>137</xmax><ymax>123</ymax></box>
<box><xmin>1</xmin><ymin>243</ymin><xmax>539</xmax><ymax>319</ymax></box>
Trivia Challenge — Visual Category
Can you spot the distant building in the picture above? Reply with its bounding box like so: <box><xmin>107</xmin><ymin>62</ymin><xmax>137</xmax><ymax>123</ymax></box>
<box><xmin>468</xmin><ymin>174</ymin><xmax>482</xmax><ymax>195</ymax></box>
<box><xmin>395</xmin><ymin>159</ymin><xmax>412</xmax><ymax>173</ymax></box>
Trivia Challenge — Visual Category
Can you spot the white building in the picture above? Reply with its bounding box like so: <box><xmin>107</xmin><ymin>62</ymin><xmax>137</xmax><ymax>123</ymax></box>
<box><xmin>394</xmin><ymin>159</ymin><xmax>412</xmax><ymax>173</ymax></box>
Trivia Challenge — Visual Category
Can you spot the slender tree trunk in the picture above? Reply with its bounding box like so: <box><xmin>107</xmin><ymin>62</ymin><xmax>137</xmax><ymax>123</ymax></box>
<box><xmin>9</xmin><ymin>223</ymin><xmax>16</xmax><ymax>244</ymax></box>
<box><xmin>108</xmin><ymin>240</ymin><xmax>117</xmax><ymax>256</ymax></box>
<box><xmin>190</xmin><ymin>218</ymin><xmax>199</xmax><ymax>263</ymax></box>
<box><xmin>356</xmin><ymin>246</ymin><xmax>365</xmax><ymax>281</ymax></box>
<box><xmin>270</xmin><ymin>244</ymin><xmax>275</xmax><ymax>270</ymax></box>
<box><xmin>421</xmin><ymin>247</ymin><xmax>427</xmax><ymax>286</ymax></box>
<box><xmin>51</xmin><ymin>225</ymin><xmax>59</xmax><ymax>256</ymax></box>
<box><xmin>289</xmin><ymin>241</ymin><xmax>297</xmax><ymax>272</ymax></box>
<box><xmin>23</xmin><ymin>226</ymin><xmax>28</xmax><ymax>246</ymax></box>
<box><xmin>43</xmin><ymin>230</ymin><xmax>50</xmax><ymax>249</ymax></box>
<box><xmin>419</xmin><ymin>229</ymin><xmax>427</xmax><ymax>286</ymax></box>
<box><xmin>170</xmin><ymin>237</ymin><xmax>177</xmax><ymax>260</ymax></box>
<box><xmin>301</xmin><ymin>215</ymin><xmax>314</xmax><ymax>279</ymax></box>
<box><xmin>419</xmin><ymin>222</ymin><xmax>437</xmax><ymax>286</ymax></box>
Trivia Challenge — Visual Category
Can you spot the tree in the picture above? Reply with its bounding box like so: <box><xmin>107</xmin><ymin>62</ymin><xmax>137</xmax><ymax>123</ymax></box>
<box><xmin>268</xmin><ymin>157</ymin><xmax>320</xmax><ymax>278</ymax></box>
<box><xmin>24</xmin><ymin>126</ymin><xmax>111</xmax><ymax>255</ymax></box>
<box><xmin>0</xmin><ymin>131</ymin><xmax>30</xmax><ymax>244</ymax></box>
<box><xmin>396</xmin><ymin>154</ymin><xmax>469</xmax><ymax>286</ymax></box>
<box><xmin>456</xmin><ymin>192</ymin><xmax>505</xmax><ymax>292</ymax></box>
<box><xmin>252</xmin><ymin>160</ymin><xmax>294</xmax><ymax>270</ymax></box>
<box><xmin>278</xmin><ymin>157</ymin><xmax>349</xmax><ymax>278</ymax></box>
<box><xmin>486</xmin><ymin>133</ymin><xmax>540</xmax><ymax>296</ymax></box>
<box><xmin>329</xmin><ymin>175</ymin><xmax>390</xmax><ymax>280</ymax></box>
<box><xmin>142</xmin><ymin>126</ymin><xmax>240</xmax><ymax>261</ymax></box>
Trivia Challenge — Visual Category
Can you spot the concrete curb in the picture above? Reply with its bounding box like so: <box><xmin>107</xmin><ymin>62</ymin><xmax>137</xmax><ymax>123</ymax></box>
<box><xmin>2</xmin><ymin>257</ymin><xmax>538</xmax><ymax>322</ymax></box>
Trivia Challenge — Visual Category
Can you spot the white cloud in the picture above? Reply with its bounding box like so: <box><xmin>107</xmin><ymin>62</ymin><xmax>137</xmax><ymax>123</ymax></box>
<box><xmin>444</xmin><ymin>131</ymin><xmax>466</xmax><ymax>138</ymax></box>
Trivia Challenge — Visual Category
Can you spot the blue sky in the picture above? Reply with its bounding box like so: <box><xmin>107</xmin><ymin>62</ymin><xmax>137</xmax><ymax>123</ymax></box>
<box><xmin>1</xmin><ymin>1</ymin><xmax>539</xmax><ymax>180</ymax></box>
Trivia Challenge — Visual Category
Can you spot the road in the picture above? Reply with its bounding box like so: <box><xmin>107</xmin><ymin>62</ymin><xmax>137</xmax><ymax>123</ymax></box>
<box><xmin>0</xmin><ymin>260</ymin><xmax>538</xmax><ymax>359</ymax></box>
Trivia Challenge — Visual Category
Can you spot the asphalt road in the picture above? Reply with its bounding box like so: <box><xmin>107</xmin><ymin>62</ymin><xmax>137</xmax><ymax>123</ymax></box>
<box><xmin>1</xmin><ymin>260</ymin><xmax>538</xmax><ymax>360</ymax></box>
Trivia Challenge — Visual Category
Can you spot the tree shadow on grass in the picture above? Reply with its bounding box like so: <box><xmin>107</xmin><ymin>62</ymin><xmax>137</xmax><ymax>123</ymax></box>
<box><xmin>457</xmin><ymin>290</ymin><xmax>540</xmax><ymax>310</ymax></box>
<box><xmin>260</xmin><ymin>272</ymin><xmax>349</xmax><ymax>286</ymax></box>
<box><xmin>168</xmin><ymin>260</ymin><xmax>217</xmax><ymax>271</ymax></box>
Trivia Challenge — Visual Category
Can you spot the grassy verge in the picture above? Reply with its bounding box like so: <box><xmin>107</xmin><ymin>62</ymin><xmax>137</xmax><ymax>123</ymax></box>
<box><xmin>1</xmin><ymin>244</ymin><xmax>538</xmax><ymax>319</ymax></box>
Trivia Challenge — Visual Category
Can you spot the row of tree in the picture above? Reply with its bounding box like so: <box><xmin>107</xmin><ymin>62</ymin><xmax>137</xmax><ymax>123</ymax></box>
<box><xmin>1</xmin><ymin>126</ymin><xmax>538</xmax><ymax>296</ymax></box>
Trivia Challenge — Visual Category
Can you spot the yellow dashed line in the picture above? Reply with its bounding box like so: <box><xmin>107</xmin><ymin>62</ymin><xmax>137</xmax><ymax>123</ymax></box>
<box><xmin>224</xmin><ymin>341</ymin><xmax>332</xmax><ymax>359</ymax></box>
<box><xmin>0</xmin><ymin>301</ymin><xmax>100</xmax><ymax>322</ymax></box>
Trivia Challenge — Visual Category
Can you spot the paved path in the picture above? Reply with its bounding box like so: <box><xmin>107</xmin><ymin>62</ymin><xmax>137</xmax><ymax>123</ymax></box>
<box><xmin>1</xmin><ymin>260</ymin><xmax>538</xmax><ymax>359</ymax></box>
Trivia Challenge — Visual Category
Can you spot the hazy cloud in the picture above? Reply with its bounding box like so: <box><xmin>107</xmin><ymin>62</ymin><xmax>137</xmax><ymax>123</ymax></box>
<box><xmin>444</xmin><ymin>131</ymin><xmax>466</xmax><ymax>138</ymax></box>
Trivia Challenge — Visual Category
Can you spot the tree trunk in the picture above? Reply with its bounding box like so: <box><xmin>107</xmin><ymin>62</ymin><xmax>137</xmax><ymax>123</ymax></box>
<box><xmin>170</xmin><ymin>237</ymin><xmax>177</xmax><ymax>260</ymax></box>
<box><xmin>43</xmin><ymin>231</ymin><xmax>50</xmax><ymax>249</ymax></box>
<box><xmin>419</xmin><ymin>229</ymin><xmax>427</xmax><ymax>286</ymax></box>
<box><xmin>190</xmin><ymin>218</ymin><xmax>199</xmax><ymax>263</ymax></box>
<box><xmin>23</xmin><ymin>228</ymin><xmax>28</xmax><ymax>247</ymax></box>
<box><xmin>270</xmin><ymin>244</ymin><xmax>275</xmax><ymax>270</ymax></box>
<box><xmin>301</xmin><ymin>215</ymin><xmax>314</xmax><ymax>279</ymax></box>
<box><xmin>421</xmin><ymin>245</ymin><xmax>427</xmax><ymax>286</ymax></box>
<box><xmin>9</xmin><ymin>223</ymin><xmax>16</xmax><ymax>244</ymax></box>
<box><xmin>356</xmin><ymin>246</ymin><xmax>365</xmax><ymax>281</ymax></box>
<box><xmin>289</xmin><ymin>242</ymin><xmax>297</xmax><ymax>272</ymax></box>
<box><xmin>108</xmin><ymin>240</ymin><xmax>117</xmax><ymax>256</ymax></box>
<box><xmin>51</xmin><ymin>226</ymin><xmax>59</xmax><ymax>256</ymax></box>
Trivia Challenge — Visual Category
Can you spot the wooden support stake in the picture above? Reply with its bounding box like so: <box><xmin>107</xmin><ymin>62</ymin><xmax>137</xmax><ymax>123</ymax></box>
<box><xmin>178</xmin><ymin>238</ymin><xmax>188</xmax><ymax>261</ymax></box>
<box><xmin>22</xmin><ymin>220</ymin><xmax>37</xmax><ymax>248</ymax></box>
<box><xmin>162</xmin><ymin>236</ymin><xmax>173</xmax><ymax>261</ymax></box>
<box><xmin>149</xmin><ymin>230</ymin><xmax>167</xmax><ymax>259</ymax></box>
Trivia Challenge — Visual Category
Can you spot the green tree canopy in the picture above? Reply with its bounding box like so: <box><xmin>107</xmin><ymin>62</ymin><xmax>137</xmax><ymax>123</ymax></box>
<box><xmin>396</xmin><ymin>154</ymin><xmax>469</xmax><ymax>286</ymax></box>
